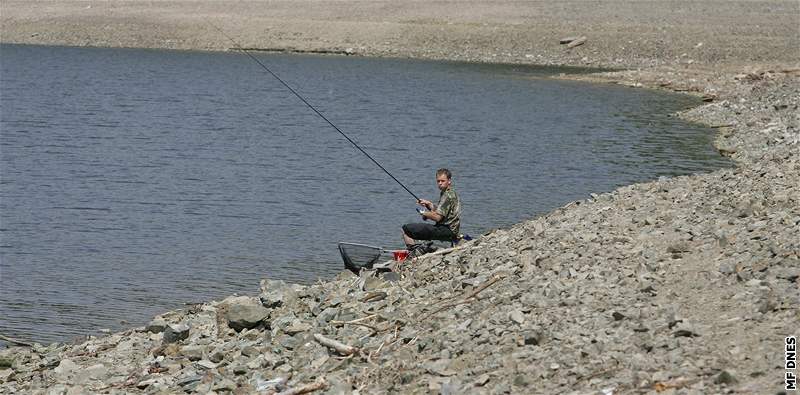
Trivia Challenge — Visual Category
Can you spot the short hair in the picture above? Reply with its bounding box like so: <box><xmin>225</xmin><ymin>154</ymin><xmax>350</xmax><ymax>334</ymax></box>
<box><xmin>436</xmin><ymin>168</ymin><xmax>452</xmax><ymax>179</ymax></box>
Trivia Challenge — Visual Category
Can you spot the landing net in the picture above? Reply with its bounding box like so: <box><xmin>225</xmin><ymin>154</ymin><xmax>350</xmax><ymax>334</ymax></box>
<box><xmin>338</xmin><ymin>242</ymin><xmax>384</xmax><ymax>274</ymax></box>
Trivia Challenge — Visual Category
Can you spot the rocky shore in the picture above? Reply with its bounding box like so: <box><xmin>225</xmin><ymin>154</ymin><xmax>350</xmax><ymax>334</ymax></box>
<box><xmin>1</xmin><ymin>1</ymin><xmax>798</xmax><ymax>394</ymax></box>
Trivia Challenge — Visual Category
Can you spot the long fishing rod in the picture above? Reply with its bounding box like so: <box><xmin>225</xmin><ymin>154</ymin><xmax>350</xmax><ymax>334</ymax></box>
<box><xmin>208</xmin><ymin>23</ymin><xmax>421</xmax><ymax>202</ymax></box>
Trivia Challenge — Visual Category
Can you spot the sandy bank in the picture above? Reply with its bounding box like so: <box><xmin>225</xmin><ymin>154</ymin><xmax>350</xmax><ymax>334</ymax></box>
<box><xmin>2</xmin><ymin>1</ymin><xmax>798</xmax><ymax>70</ymax></box>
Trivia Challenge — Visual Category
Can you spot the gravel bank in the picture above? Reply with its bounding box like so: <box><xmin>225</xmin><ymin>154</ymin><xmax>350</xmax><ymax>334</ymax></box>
<box><xmin>1</xmin><ymin>1</ymin><xmax>798</xmax><ymax>393</ymax></box>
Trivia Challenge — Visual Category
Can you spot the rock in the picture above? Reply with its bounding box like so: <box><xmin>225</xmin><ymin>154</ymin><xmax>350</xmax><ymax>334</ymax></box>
<box><xmin>666</xmin><ymin>241</ymin><xmax>691</xmax><ymax>254</ymax></box>
<box><xmin>673</xmin><ymin>323</ymin><xmax>701</xmax><ymax>338</ymax></box>
<box><xmin>715</xmin><ymin>370</ymin><xmax>738</xmax><ymax>385</ymax></box>
<box><xmin>612</xmin><ymin>311</ymin><xmax>626</xmax><ymax>321</ymax></box>
<box><xmin>146</xmin><ymin>317</ymin><xmax>168</xmax><ymax>333</ymax></box>
<box><xmin>53</xmin><ymin>358</ymin><xmax>78</xmax><ymax>380</ymax></box>
<box><xmin>424</xmin><ymin>359</ymin><xmax>456</xmax><ymax>376</ymax></box>
<box><xmin>213</xmin><ymin>376</ymin><xmax>237</xmax><ymax>392</ymax></box>
<box><xmin>0</xmin><ymin>356</ymin><xmax>13</xmax><ymax>369</ymax></box>
<box><xmin>180</xmin><ymin>345</ymin><xmax>204</xmax><ymax>361</ymax></box>
<box><xmin>260</xmin><ymin>290</ymin><xmax>285</xmax><ymax>309</ymax></box>
<box><xmin>316</xmin><ymin>307</ymin><xmax>339</xmax><ymax>324</ymax></box>
<box><xmin>284</xmin><ymin>322</ymin><xmax>312</xmax><ymax>335</ymax></box>
<box><xmin>226</xmin><ymin>304</ymin><xmax>270</xmax><ymax>331</ymax></box>
<box><xmin>509</xmin><ymin>310</ymin><xmax>525</xmax><ymax>325</ymax></box>
<box><xmin>209</xmin><ymin>348</ymin><xmax>226</xmax><ymax>363</ymax></box>
<box><xmin>0</xmin><ymin>367</ymin><xmax>13</xmax><ymax>381</ymax></box>
<box><xmin>163</xmin><ymin>323</ymin><xmax>190</xmax><ymax>343</ymax></box>
<box><xmin>176</xmin><ymin>375</ymin><xmax>203</xmax><ymax>388</ymax></box>
<box><xmin>773</xmin><ymin>267</ymin><xmax>800</xmax><ymax>282</ymax></box>
<box><xmin>196</xmin><ymin>359</ymin><xmax>217</xmax><ymax>370</ymax></box>
<box><xmin>75</xmin><ymin>363</ymin><xmax>108</xmax><ymax>384</ymax></box>
<box><xmin>521</xmin><ymin>330</ymin><xmax>545</xmax><ymax>346</ymax></box>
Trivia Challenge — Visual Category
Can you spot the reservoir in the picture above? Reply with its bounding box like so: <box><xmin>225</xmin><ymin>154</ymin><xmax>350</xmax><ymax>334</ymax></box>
<box><xmin>0</xmin><ymin>44</ymin><xmax>729</xmax><ymax>344</ymax></box>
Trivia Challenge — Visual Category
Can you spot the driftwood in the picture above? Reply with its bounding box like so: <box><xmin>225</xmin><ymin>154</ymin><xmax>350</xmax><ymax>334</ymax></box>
<box><xmin>0</xmin><ymin>333</ymin><xmax>33</xmax><ymax>347</ymax></box>
<box><xmin>567</xmin><ymin>36</ymin><xmax>587</xmax><ymax>48</ymax></box>
<box><xmin>313</xmin><ymin>334</ymin><xmax>359</xmax><ymax>356</ymax></box>
<box><xmin>418</xmin><ymin>275</ymin><xmax>504</xmax><ymax>320</ymax></box>
<box><xmin>360</xmin><ymin>292</ymin><xmax>387</xmax><ymax>302</ymax></box>
<box><xmin>277</xmin><ymin>378</ymin><xmax>328</xmax><ymax>395</ymax></box>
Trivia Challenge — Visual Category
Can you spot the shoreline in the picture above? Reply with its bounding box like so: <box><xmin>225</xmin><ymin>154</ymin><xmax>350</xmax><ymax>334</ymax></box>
<box><xmin>1</xmin><ymin>1</ymin><xmax>798</xmax><ymax>393</ymax></box>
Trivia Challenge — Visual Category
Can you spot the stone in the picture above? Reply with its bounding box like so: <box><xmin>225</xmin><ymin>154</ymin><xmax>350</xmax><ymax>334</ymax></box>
<box><xmin>715</xmin><ymin>370</ymin><xmax>738</xmax><ymax>385</ymax></box>
<box><xmin>53</xmin><ymin>358</ymin><xmax>78</xmax><ymax>380</ymax></box>
<box><xmin>509</xmin><ymin>310</ymin><xmax>525</xmax><ymax>325</ymax></box>
<box><xmin>226</xmin><ymin>304</ymin><xmax>270</xmax><ymax>331</ymax></box>
<box><xmin>213</xmin><ymin>377</ymin><xmax>237</xmax><ymax>392</ymax></box>
<box><xmin>163</xmin><ymin>323</ymin><xmax>190</xmax><ymax>343</ymax></box>
<box><xmin>316</xmin><ymin>307</ymin><xmax>339</xmax><ymax>324</ymax></box>
<box><xmin>195</xmin><ymin>359</ymin><xmax>217</xmax><ymax>370</ymax></box>
<box><xmin>260</xmin><ymin>290</ymin><xmax>285</xmax><ymax>309</ymax></box>
<box><xmin>521</xmin><ymin>330</ymin><xmax>545</xmax><ymax>346</ymax></box>
<box><xmin>146</xmin><ymin>317</ymin><xmax>168</xmax><ymax>333</ymax></box>
<box><xmin>284</xmin><ymin>322</ymin><xmax>312</xmax><ymax>335</ymax></box>
<box><xmin>666</xmin><ymin>241</ymin><xmax>691</xmax><ymax>254</ymax></box>
<box><xmin>209</xmin><ymin>348</ymin><xmax>226</xmax><ymax>363</ymax></box>
<box><xmin>77</xmin><ymin>363</ymin><xmax>107</xmax><ymax>383</ymax></box>
<box><xmin>180</xmin><ymin>345</ymin><xmax>204</xmax><ymax>361</ymax></box>
<box><xmin>0</xmin><ymin>369</ymin><xmax>13</xmax><ymax>383</ymax></box>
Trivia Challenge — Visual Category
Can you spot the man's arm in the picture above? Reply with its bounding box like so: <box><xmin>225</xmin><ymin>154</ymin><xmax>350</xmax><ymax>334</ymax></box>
<box><xmin>417</xmin><ymin>199</ymin><xmax>443</xmax><ymax>222</ymax></box>
<box><xmin>422</xmin><ymin>210</ymin><xmax>443</xmax><ymax>222</ymax></box>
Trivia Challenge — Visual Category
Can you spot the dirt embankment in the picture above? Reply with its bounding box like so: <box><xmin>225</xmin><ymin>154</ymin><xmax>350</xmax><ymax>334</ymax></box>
<box><xmin>1</xmin><ymin>1</ymin><xmax>799</xmax><ymax>394</ymax></box>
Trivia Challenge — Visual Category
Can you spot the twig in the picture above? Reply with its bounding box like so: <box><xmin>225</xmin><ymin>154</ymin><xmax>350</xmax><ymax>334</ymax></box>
<box><xmin>342</xmin><ymin>322</ymin><xmax>380</xmax><ymax>332</ymax></box>
<box><xmin>313</xmin><ymin>334</ymin><xmax>359</xmax><ymax>356</ymax></box>
<box><xmin>360</xmin><ymin>292</ymin><xmax>387</xmax><ymax>302</ymax></box>
<box><xmin>330</xmin><ymin>314</ymin><xmax>377</xmax><ymax>326</ymax></box>
<box><xmin>418</xmin><ymin>275</ymin><xmax>504</xmax><ymax>320</ymax></box>
<box><xmin>0</xmin><ymin>333</ymin><xmax>33</xmax><ymax>347</ymax></box>
<box><xmin>277</xmin><ymin>378</ymin><xmax>328</xmax><ymax>395</ymax></box>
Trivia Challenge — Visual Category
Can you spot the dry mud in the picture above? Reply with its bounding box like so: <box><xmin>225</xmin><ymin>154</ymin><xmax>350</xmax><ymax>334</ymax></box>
<box><xmin>1</xmin><ymin>1</ymin><xmax>799</xmax><ymax>394</ymax></box>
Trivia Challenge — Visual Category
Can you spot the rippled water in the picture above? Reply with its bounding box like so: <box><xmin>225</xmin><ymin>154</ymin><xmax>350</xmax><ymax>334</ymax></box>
<box><xmin>0</xmin><ymin>44</ymin><xmax>729</xmax><ymax>344</ymax></box>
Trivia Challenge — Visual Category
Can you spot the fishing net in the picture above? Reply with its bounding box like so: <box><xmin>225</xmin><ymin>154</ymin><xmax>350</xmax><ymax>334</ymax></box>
<box><xmin>338</xmin><ymin>242</ymin><xmax>384</xmax><ymax>274</ymax></box>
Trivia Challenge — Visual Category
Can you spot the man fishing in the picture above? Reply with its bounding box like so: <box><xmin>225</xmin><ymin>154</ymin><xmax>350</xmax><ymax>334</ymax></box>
<box><xmin>402</xmin><ymin>168</ymin><xmax>461</xmax><ymax>257</ymax></box>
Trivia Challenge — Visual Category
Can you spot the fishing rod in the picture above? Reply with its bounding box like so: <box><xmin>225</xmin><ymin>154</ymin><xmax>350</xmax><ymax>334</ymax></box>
<box><xmin>208</xmin><ymin>23</ymin><xmax>421</xmax><ymax>202</ymax></box>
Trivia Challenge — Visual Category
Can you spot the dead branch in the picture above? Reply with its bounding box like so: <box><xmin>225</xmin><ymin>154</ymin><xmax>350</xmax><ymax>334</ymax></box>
<box><xmin>277</xmin><ymin>378</ymin><xmax>328</xmax><ymax>395</ymax></box>
<box><xmin>418</xmin><ymin>275</ymin><xmax>504</xmax><ymax>320</ymax></box>
<box><xmin>360</xmin><ymin>292</ymin><xmax>387</xmax><ymax>302</ymax></box>
<box><xmin>330</xmin><ymin>314</ymin><xmax>377</xmax><ymax>326</ymax></box>
<box><xmin>313</xmin><ymin>334</ymin><xmax>359</xmax><ymax>356</ymax></box>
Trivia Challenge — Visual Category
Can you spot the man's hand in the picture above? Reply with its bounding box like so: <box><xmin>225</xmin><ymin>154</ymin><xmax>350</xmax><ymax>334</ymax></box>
<box><xmin>417</xmin><ymin>199</ymin><xmax>434</xmax><ymax>211</ymax></box>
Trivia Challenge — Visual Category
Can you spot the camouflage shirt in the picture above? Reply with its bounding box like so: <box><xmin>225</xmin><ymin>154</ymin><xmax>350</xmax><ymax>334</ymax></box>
<box><xmin>435</xmin><ymin>186</ymin><xmax>461</xmax><ymax>236</ymax></box>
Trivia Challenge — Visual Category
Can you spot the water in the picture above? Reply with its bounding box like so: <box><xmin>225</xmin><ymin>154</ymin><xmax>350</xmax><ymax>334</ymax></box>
<box><xmin>0</xmin><ymin>44</ymin><xmax>729</xmax><ymax>344</ymax></box>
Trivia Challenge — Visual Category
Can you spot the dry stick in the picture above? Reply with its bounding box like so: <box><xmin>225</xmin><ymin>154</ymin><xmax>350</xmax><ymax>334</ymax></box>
<box><xmin>360</xmin><ymin>291</ymin><xmax>387</xmax><ymax>302</ymax></box>
<box><xmin>0</xmin><ymin>333</ymin><xmax>33</xmax><ymax>347</ymax></box>
<box><xmin>313</xmin><ymin>334</ymin><xmax>359</xmax><ymax>356</ymax></box>
<box><xmin>336</xmin><ymin>322</ymin><xmax>380</xmax><ymax>332</ymax></box>
<box><xmin>330</xmin><ymin>314</ymin><xmax>377</xmax><ymax>326</ymax></box>
<box><xmin>277</xmin><ymin>378</ymin><xmax>328</xmax><ymax>395</ymax></box>
<box><xmin>418</xmin><ymin>275</ymin><xmax>504</xmax><ymax>320</ymax></box>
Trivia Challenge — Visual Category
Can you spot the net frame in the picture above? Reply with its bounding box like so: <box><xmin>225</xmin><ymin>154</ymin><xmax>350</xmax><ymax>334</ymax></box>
<box><xmin>338</xmin><ymin>242</ymin><xmax>390</xmax><ymax>274</ymax></box>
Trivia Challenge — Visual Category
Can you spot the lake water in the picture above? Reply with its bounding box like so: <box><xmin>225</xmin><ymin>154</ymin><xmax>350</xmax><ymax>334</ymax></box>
<box><xmin>0</xmin><ymin>44</ymin><xmax>729</xmax><ymax>344</ymax></box>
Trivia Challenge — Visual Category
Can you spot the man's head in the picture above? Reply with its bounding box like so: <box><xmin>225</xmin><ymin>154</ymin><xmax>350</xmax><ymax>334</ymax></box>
<box><xmin>436</xmin><ymin>168</ymin><xmax>452</xmax><ymax>191</ymax></box>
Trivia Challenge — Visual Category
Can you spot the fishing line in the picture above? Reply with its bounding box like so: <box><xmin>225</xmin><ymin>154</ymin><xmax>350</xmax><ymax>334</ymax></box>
<box><xmin>208</xmin><ymin>23</ymin><xmax>421</xmax><ymax>202</ymax></box>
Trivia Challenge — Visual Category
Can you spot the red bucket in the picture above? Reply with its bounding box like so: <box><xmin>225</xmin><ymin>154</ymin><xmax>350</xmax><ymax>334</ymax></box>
<box><xmin>392</xmin><ymin>250</ymin><xmax>409</xmax><ymax>262</ymax></box>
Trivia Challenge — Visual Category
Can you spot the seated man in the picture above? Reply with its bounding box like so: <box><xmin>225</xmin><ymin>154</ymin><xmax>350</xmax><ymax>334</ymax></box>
<box><xmin>402</xmin><ymin>168</ymin><xmax>461</xmax><ymax>257</ymax></box>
